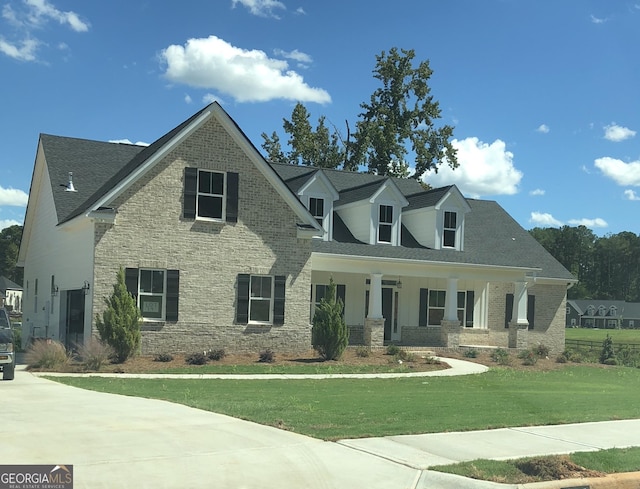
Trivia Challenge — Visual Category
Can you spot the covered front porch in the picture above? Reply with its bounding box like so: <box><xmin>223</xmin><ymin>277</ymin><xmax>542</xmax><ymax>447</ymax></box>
<box><xmin>311</xmin><ymin>253</ymin><xmax>540</xmax><ymax>351</ymax></box>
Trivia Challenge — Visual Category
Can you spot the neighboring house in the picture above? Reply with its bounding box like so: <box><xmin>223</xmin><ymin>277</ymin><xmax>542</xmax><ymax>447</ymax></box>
<box><xmin>0</xmin><ymin>276</ymin><xmax>22</xmax><ymax>313</ymax></box>
<box><xmin>566</xmin><ymin>300</ymin><xmax>640</xmax><ymax>329</ymax></box>
<box><xmin>17</xmin><ymin>103</ymin><xmax>576</xmax><ymax>354</ymax></box>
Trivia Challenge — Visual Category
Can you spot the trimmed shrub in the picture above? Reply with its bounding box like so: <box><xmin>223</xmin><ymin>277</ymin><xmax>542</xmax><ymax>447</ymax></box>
<box><xmin>386</xmin><ymin>344</ymin><xmax>401</xmax><ymax>356</ymax></box>
<box><xmin>185</xmin><ymin>352</ymin><xmax>208</xmax><ymax>365</ymax></box>
<box><xmin>518</xmin><ymin>348</ymin><xmax>538</xmax><ymax>366</ymax></box>
<box><xmin>599</xmin><ymin>334</ymin><xmax>615</xmax><ymax>364</ymax></box>
<box><xmin>463</xmin><ymin>348</ymin><xmax>478</xmax><ymax>358</ymax></box>
<box><xmin>355</xmin><ymin>346</ymin><xmax>370</xmax><ymax>358</ymax></box>
<box><xmin>312</xmin><ymin>279</ymin><xmax>349</xmax><ymax>360</ymax></box>
<box><xmin>96</xmin><ymin>267</ymin><xmax>141</xmax><ymax>363</ymax></box>
<box><xmin>25</xmin><ymin>340</ymin><xmax>70</xmax><ymax>370</ymax></box>
<box><xmin>154</xmin><ymin>353</ymin><xmax>174</xmax><ymax>362</ymax></box>
<box><xmin>207</xmin><ymin>349</ymin><xmax>226</xmax><ymax>361</ymax></box>
<box><xmin>491</xmin><ymin>348</ymin><xmax>511</xmax><ymax>365</ymax></box>
<box><xmin>258</xmin><ymin>349</ymin><xmax>275</xmax><ymax>363</ymax></box>
<box><xmin>76</xmin><ymin>339</ymin><xmax>114</xmax><ymax>371</ymax></box>
<box><xmin>535</xmin><ymin>344</ymin><xmax>550</xmax><ymax>357</ymax></box>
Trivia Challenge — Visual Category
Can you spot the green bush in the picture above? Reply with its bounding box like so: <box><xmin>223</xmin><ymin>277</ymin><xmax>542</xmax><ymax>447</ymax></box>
<box><xmin>96</xmin><ymin>267</ymin><xmax>141</xmax><ymax>363</ymax></box>
<box><xmin>355</xmin><ymin>346</ymin><xmax>370</xmax><ymax>358</ymax></box>
<box><xmin>600</xmin><ymin>334</ymin><xmax>615</xmax><ymax>365</ymax></box>
<box><xmin>386</xmin><ymin>344</ymin><xmax>401</xmax><ymax>356</ymax></box>
<box><xmin>25</xmin><ymin>340</ymin><xmax>70</xmax><ymax>370</ymax></box>
<box><xmin>491</xmin><ymin>348</ymin><xmax>511</xmax><ymax>365</ymax></box>
<box><xmin>207</xmin><ymin>349</ymin><xmax>226</xmax><ymax>361</ymax></box>
<box><xmin>185</xmin><ymin>352</ymin><xmax>208</xmax><ymax>365</ymax></box>
<box><xmin>518</xmin><ymin>349</ymin><xmax>538</xmax><ymax>366</ymax></box>
<box><xmin>463</xmin><ymin>348</ymin><xmax>478</xmax><ymax>358</ymax></box>
<box><xmin>76</xmin><ymin>339</ymin><xmax>114</xmax><ymax>371</ymax></box>
<box><xmin>535</xmin><ymin>344</ymin><xmax>550</xmax><ymax>357</ymax></box>
<box><xmin>312</xmin><ymin>279</ymin><xmax>349</xmax><ymax>360</ymax></box>
<box><xmin>154</xmin><ymin>353</ymin><xmax>174</xmax><ymax>362</ymax></box>
<box><xmin>616</xmin><ymin>345</ymin><xmax>640</xmax><ymax>368</ymax></box>
<box><xmin>258</xmin><ymin>349</ymin><xmax>275</xmax><ymax>363</ymax></box>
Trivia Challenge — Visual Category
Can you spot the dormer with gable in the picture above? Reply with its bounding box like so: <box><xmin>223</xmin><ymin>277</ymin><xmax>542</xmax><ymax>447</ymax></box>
<box><xmin>294</xmin><ymin>170</ymin><xmax>339</xmax><ymax>241</ymax></box>
<box><xmin>402</xmin><ymin>185</ymin><xmax>471</xmax><ymax>250</ymax></box>
<box><xmin>335</xmin><ymin>179</ymin><xmax>409</xmax><ymax>246</ymax></box>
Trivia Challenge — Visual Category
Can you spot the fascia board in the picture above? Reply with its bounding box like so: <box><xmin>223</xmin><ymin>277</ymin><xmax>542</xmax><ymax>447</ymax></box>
<box><xmin>369</xmin><ymin>180</ymin><xmax>409</xmax><ymax>207</ymax></box>
<box><xmin>298</xmin><ymin>171</ymin><xmax>339</xmax><ymax>201</ymax></box>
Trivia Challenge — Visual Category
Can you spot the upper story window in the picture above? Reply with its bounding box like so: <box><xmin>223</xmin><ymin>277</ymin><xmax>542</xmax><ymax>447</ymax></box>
<box><xmin>183</xmin><ymin>168</ymin><xmax>238</xmax><ymax>223</ymax></box>
<box><xmin>443</xmin><ymin>211</ymin><xmax>457</xmax><ymax>248</ymax></box>
<box><xmin>598</xmin><ymin>305</ymin><xmax>606</xmax><ymax>316</ymax></box>
<box><xmin>378</xmin><ymin>205</ymin><xmax>393</xmax><ymax>243</ymax></box>
<box><xmin>609</xmin><ymin>306</ymin><xmax>617</xmax><ymax>316</ymax></box>
<box><xmin>309</xmin><ymin>197</ymin><xmax>324</xmax><ymax>227</ymax></box>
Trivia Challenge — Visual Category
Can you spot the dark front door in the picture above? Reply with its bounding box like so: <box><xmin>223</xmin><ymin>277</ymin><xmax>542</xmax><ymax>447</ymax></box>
<box><xmin>66</xmin><ymin>290</ymin><xmax>85</xmax><ymax>349</ymax></box>
<box><xmin>382</xmin><ymin>287</ymin><xmax>393</xmax><ymax>341</ymax></box>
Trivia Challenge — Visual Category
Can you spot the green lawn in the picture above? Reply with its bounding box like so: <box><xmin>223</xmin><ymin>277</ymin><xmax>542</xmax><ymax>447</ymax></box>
<box><xmin>148</xmin><ymin>363</ymin><xmax>428</xmax><ymax>375</ymax></box>
<box><xmin>51</xmin><ymin>365</ymin><xmax>640</xmax><ymax>441</ymax></box>
<box><xmin>566</xmin><ymin>328</ymin><xmax>640</xmax><ymax>344</ymax></box>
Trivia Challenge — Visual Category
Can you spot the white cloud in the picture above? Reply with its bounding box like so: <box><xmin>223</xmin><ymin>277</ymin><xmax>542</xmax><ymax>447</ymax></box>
<box><xmin>0</xmin><ymin>37</ymin><xmax>38</xmax><ymax>61</ymax></box>
<box><xmin>24</xmin><ymin>0</ymin><xmax>89</xmax><ymax>32</ymax></box>
<box><xmin>184</xmin><ymin>94</ymin><xmax>192</xmax><ymax>104</ymax></box>
<box><xmin>202</xmin><ymin>93</ymin><xmax>224</xmax><ymax>105</ymax></box>
<box><xmin>274</xmin><ymin>48</ymin><xmax>313</xmax><ymax>65</ymax></box>
<box><xmin>568</xmin><ymin>217</ymin><xmax>608</xmax><ymax>228</ymax></box>
<box><xmin>108</xmin><ymin>139</ymin><xmax>149</xmax><ymax>147</ymax></box>
<box><xmin>536</xmin><ymin>124</ymin><xmax>550</xmax><ymax>134</ymax></box>
<box><xmin>624</xmin><ymin>189</ymin><xmax>640</xmax><ymax>201</ymax></box>
<box><xmin>231</xmin><ymin>0</ymin><xmax>285</xmax><ymax>18</ymax></box>
<box><xmin>160</xmin><ymin>36</ymin><xmax>331</xmax><ymax>104</ymax></box>
<box><xmin>295</xmin><ymin>7</ymin><xmax>306</xmax><ymax>15</ymax></box>
<box><xmin>604</xmin><ymin>123</ymin><xmax>636</xmax><ymax>142</ymax></box>
<box><xmin>590</xmin><ymin>14</ymin><xmax>607</xmax><ymax>24</ymax></box>
<box><xmin>529</xmin><ymin>189</ymin><xmax>545</xmax><ymax>196</ymax></box>
<box><xmin>530</xmin><ymin>212</ymin><xmax>563</xmax><ymax>227</ymax></box>
<box><xmin>594</xmin><ymin>157</ymin><xmax>640</xmax><ymax>186</ymax></box>
<box><xmin>423</xmin><ymin>137</ymin><xmax>522</xmax><ymax>198</ymax></box>
<box><xmin>0</xmin><ymin>187</ymin><xmax>28</xmax><ymax>206</ymax></box>
<box><xmin>0</xmin><ymin>219</ymin><xmax>21</xmax><ymax>231</ymax></box>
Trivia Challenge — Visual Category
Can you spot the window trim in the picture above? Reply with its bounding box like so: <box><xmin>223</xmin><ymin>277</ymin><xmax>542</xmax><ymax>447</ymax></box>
<box><xmin>196</xmin><ymin>169</ymin><xmax>226</xmax><ymax>221</ymax></box>
<box><xmin>236</xmin><ymin>274</ymin><xmax>285</xmax><ymax>325</ymax></box>
<box><xmin>125</xmin><ymin>268</ymin><xmax>179</xmax><ymax>322</ymax></box>
<box><xmin>183</xmin><ymin>168</ymin><xmax>238</xmax><ymax>223</ymax></box>
<box><xmin>443</xmin><ymin>210</ymin><xmax>457</xmax><ymax>248</ymax></box>
<box><xmin>378</xmin><ymin>204</ymin><xmax>394</xmax><ymax>244</ymax></box>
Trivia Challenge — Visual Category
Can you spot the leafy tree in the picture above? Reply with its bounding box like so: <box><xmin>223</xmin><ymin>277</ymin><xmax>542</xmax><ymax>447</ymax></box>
<box><xmin>353</xmin><ymin>47</ymin><xmax>457</xmax><ymax>179</ymax></box>
<box><xmin>263</xmin><ymin>48</ymin><xmax>458</xmax><ymax>179</ymax></box>
<box><xmin>312</xmin><ymin>279</ymin><xmax>349</xmax><ymax>360</ymax></box>
<box><xmin>0</xmin><ymin>225</ymin><xmax>23</xmax><ymax>285</ymax></box>
<box><xmin>95</xmin><ymin>267</ymin><xmax>141</xmax><ymax>363</ymax></box>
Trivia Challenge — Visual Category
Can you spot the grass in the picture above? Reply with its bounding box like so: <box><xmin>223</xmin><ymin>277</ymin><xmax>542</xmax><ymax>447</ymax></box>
<box><xmin>143</xmin><ymin>362</ymin><xmax>425</xmax><ymax>375</ymax></box>
<box><xmin>566</xmin><ymin>328</ymin><xmax>640</xmax><ymax>344</ymax></box>
<box><xmin>431</xmin><ymin>447</ymin><xmax>640</xmax><ymax>483</ymax></box>
<box><xmin>50</xmin><ymin>365</ymin><xmax>640</xmax><ymax>441</ymax></box>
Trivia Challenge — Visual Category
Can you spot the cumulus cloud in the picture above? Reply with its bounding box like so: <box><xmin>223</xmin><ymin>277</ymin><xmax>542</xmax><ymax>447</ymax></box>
<box><xmin>108</xmin><ymin>139</ymin><xmax>149</xmax><ymax>147</ymax></box>
<box><xmin>273</xmin><ymin>48</ymin><xmax>313</xmax><ymax>65</ymax></box>
<box><xmin>529</xmin><ymin>189</ymin><xmax>545</xmax><ymax>196</ymax></box>
<box><xmin>231</xmin><ymin>0</ymin><xmax>285</xmax><ymax>18</ymax></box>
<box><xmin>0</xmin><ymin>219</ymin><xmax>22</xmax><ymax>231</ymax></box>
<box><xmin>0</xmin><ymin>37</ymin><xmax>38</xmax><ymax>61</ymax></box>
<box><xmin>160</xmin><ymin>36</ymin><xmax>331</xmax><ymax>104</ymax></box>
<box><xmin>530</xmin><ymin>212</ymin><xmax>563</xmax><ymax>227</ymax></box>
<box><xmin>604</xmin><ymin>123</ymin><xmax>636</xmax><ymax>142</ymax></box>
<box><xmin>568</xmin><ymin>217</ymin><xmax>608</xmax><ymax>228</ymax></box>
<box><xmin>423</xmin><ymin>137</ymin><xmax>522</xmax><ymax>198</ymax></box>
<box><xmin>0</xmin><ymin>186</ymin><xmax>28</xmax><ymax>206</ymax></box>
<box><xmin>536</xmin><ymin>124</ymin><xmax>550</xmax><ymax>134</ymax></box>
<box><xmin>594</xmin><ymin>157</ymin><xmax>640</xmax><ymax>186</ymax></box>
<box><xmin>624</xmin><ymin>189</ymin><xmax>640</xmax><ymax>201</ymax></box>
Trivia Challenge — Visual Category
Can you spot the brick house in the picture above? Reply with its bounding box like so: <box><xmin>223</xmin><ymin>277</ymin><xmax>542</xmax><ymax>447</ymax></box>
<box><xmin>17</xmin><ymin>103</ymin><xmax>575</xmax><ymax>354</ymax></box>
<box><xmin>566</xmin><ymin>300</ymin><xmax>640</xmax><ymax>329</ymax></box>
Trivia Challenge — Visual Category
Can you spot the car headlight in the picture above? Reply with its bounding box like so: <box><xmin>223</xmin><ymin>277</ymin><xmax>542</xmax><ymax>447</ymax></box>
<box><xmin>0</xmin><ymin>343</ymin><xmax>13</xmax><ymax>353</ymax></box>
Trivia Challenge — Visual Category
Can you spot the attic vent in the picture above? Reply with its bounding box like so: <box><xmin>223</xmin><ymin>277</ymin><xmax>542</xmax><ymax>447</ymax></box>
<box><xmin>62</xmin><ymin>172</ymin><xmax>77</xmax><ymax>192</ymax></box>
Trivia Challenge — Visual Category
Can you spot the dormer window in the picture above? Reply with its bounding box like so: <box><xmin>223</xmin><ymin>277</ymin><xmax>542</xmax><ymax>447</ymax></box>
<box><xmin>378</xmin><ymin>205</ymin><xmax>393</xmax><ymax>243</ymax></box>
<box><xmin>598</xmin><ymin>305</ymin><xmax>606</xmax><ymax>316</ymax></box>
<box><xmin>443</xmin><ymin>211</ymin><xmax>456</xmax><ymax>248</ymax></box>
<box><xmin>309</xmin><ymin>197</ymin><xmax>324</xmax><ymax>228</ymax></box>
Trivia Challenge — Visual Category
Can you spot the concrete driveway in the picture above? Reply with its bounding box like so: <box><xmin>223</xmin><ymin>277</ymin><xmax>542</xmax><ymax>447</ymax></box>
<box><xmin>2</xmin><ymin>370</ymin><xmax>420</xmax><ymax>489</ymax></box>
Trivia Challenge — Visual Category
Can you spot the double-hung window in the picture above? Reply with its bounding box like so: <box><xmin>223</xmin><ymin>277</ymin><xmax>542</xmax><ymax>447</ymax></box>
<box><xmin>419</xmin><ymin>288</ymin><xmax>474</xmax><ymax>327</ymax></box>
<box><xmin>183</xmin><ymin>168</ymin><xmax>239</xmax><ymax>222</ymax></box>
<box><xmin>125</xmin><ymin>268</ymin><xmax>180</xmax><ymax>321</ymax></box>
<box><xmin>309</xmin><ymin>197</ymin><xmax>324</xmax><ymax>228</ymax></box>
<box><xmin>236</xmin><ymin>274</ymin><xmax>286</xmax><ymax>325</ymax></box>
<box><xmin>197</xmin><ymin>170</ymin><xmax>225</xmax><ymax>220</ymax></box>
<box><xmin>249</xmin><ymin>276</ymin><xmax>273</xmax><ymax>323</ymax></box>
<box><xmin>378</xmin><ymin>205</ymin><xmax>393</xmax><ymax>243</ymax></box>
<box><xmin>443</xmin><ymin>211</ymin><xmax>457</xmax><ymax>248</ymax></box>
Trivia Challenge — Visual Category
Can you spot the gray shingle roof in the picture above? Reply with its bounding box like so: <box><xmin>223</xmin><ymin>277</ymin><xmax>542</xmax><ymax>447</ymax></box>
<box><xmin>0</xmin><ymin>276</ymin><xmax>22</xmax><ymax>291</ymax></box>
<box><xmin>569</xmin><ymin>299</ymin><xmax>640</xmax><ymax>319</ymax></box>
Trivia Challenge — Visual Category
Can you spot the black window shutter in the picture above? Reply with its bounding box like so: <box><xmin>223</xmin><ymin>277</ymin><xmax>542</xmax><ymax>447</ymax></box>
<box><xmin>505</xmin><ymin>293</ymin><xmax>514</xmax><ymax>328</ymax></box>
<box><xmin>466</xmin><ymin>290</ymin><xmax>475</xmax><ymax>327</ymax></box>
<box><xmin>166</xmin><ymin>270</ymin><xmax>179</xmax><ymax>322</ymax></box>
<box><xmin>226</xmin><ymin>172</ymin><xmax>239</xmax><ymax>223</ymax></box>
<box><xmin>336</xmin><ymin>284</ymin><xmax>346</xmax><ymax>317</ymax></box>
<box><xmin>125</xmin><ymin>268</ymin><xmax>139</xmax><ymax>301</ymax></box>
<box><xmin>528</xmin><ymin>295</ymin><xmax>535</xmax><ymax>330</ymax></box>
<box><xmin>419</xmin><ymin>288</ymin><xmax>428</xmax><ymax>327</ymax></box>
<box><xmin>273</xmin><ymin>275</ymin><xmax>286</xmax><ymax>325</ymax></box>
<box><xmin>184</xmin><ymin>167</ymin><xmax>198</xmax><ymax>219</ymax></box>
<box><xmin>236</xmin><ymin>274</ymin><xmax>250</xmax><ymax>324</ymax></box>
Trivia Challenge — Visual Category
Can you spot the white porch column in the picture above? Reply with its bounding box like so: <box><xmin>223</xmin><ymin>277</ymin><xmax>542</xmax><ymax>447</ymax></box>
<box><xmin>368</xmin><ymin>273</ymin><xmax>383</xmax><ymax>319</ymax></box>
<box><xmin>444</xmin><ymin>277</ymin><xmax>459</xmax><ymax>321</ymax></box>
<box><xmin>512</xmin><ymin>281</ymin><xmax>529</xmax><ymax>326</ymax></box>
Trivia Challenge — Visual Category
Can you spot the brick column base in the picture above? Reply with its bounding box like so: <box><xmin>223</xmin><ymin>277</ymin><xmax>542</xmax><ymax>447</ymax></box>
<box><xmin>364</xmin><ymin>318</ymin><xmax>385</xmax><ymax>347</ymax></box>
<box><xmin>508</xmin><ymin>322</ymin><xmax>529</xmax><ymax>349</ymax></box>
<box><xmin>440</xmin><ymin>320</ymin><xmax>461</xmax><ymax>348</ymax></box>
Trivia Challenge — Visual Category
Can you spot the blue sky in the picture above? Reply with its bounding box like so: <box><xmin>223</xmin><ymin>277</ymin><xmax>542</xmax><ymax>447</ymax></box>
<box><xmin>1</xmin><ymin>0</ymin><xmax>639</xmax><ymax>236</ymax></box>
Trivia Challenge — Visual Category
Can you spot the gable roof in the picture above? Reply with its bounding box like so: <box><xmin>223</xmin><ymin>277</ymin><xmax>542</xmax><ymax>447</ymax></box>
<box><xmin>0</xmin><ymin>276</ymin><xmax>22</xmax><ymax>291</ymax></box>
<box><xmin>568</xmin><ymin>299</ymin><xmax>640</xmax><ymax>318</ymax></box>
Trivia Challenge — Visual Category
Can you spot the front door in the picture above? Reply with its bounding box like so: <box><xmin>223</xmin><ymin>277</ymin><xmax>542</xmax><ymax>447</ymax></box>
<box><xmin>382</xmin><ymin>287</ymin><xmax>400</xmax><ymax>342</ymax></box>
<box><xmin>65</xmin><ymin>290</ymin><xmax>85</xmax><ymax>349</ymax></box>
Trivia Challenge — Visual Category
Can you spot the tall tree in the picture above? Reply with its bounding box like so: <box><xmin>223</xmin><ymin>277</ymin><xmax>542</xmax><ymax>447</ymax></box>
<box><xmin>0</xmin><ymin>225</ymin><xmax>23</xmax><ymax>285</ymax></box>
<box><xmin>353</xmin><ymin>47</ymin><xmax>458</xmax><ymax>179</ymax></box>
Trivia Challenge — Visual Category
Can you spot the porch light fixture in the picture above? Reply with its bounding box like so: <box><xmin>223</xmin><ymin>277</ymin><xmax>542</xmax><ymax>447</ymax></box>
<box><xmin>52</xmin><ymin>285</ymin><xmax>59</xmax><ymax>296</ymax></box>
<box><xmin>82</xmin><ymin>281</ymin><xmax>90</xmax><ymax>295</ymax></box>
<box><xmin>396</xmin><ymin>278</ymin><xmax>402</xmax><ymax>289</ymax></box>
